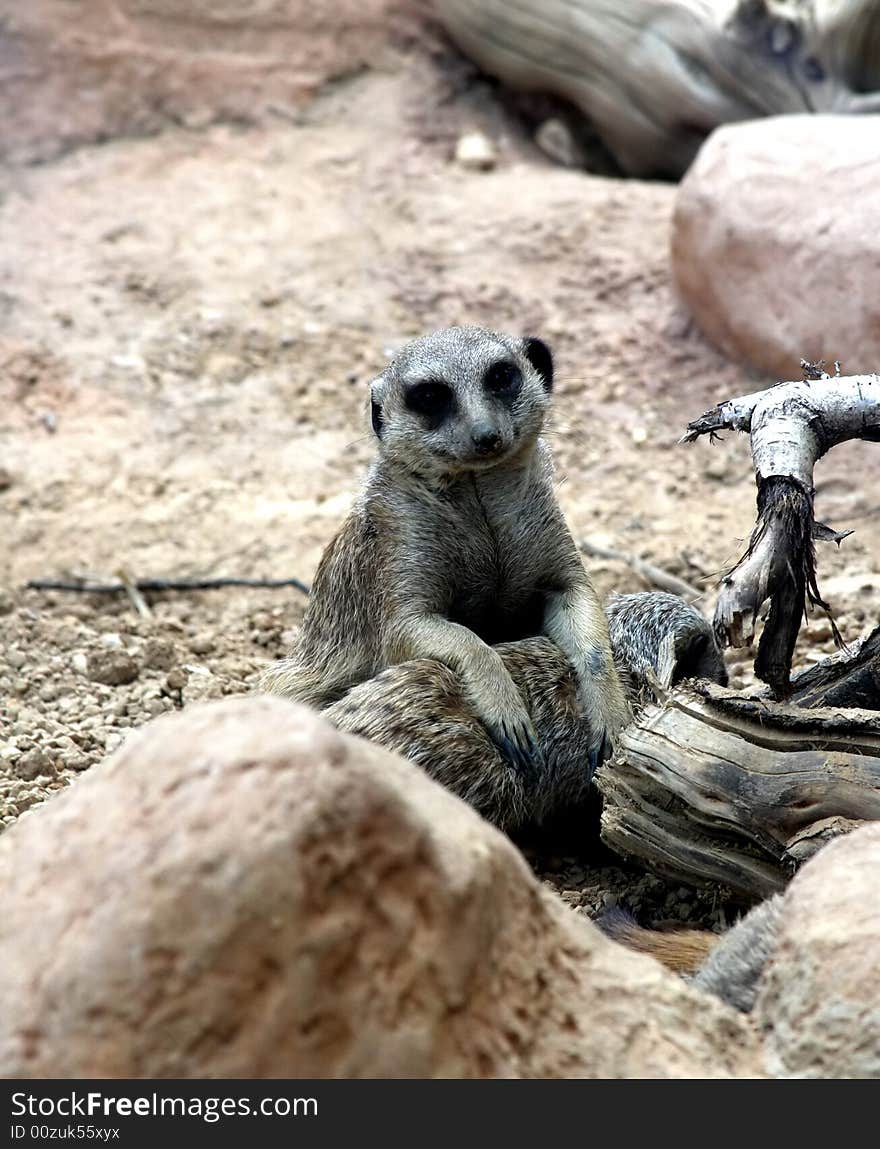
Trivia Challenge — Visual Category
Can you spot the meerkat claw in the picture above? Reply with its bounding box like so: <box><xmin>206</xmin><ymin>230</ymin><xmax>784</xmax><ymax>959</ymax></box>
<box><xmin>587</xmin><ymin>729</ymin><xmax>615</xmax><ymax>775</ymax></box>
<box><xmin>492</xmin><ymin>722</ymin><xmax>544</xmax><ymax>781</ymax></box>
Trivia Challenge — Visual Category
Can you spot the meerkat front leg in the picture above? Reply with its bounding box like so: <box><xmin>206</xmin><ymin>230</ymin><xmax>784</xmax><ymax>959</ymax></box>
<box><xmin>543</xmin><ymin>577</ymin><xmax>630</xmax><ymax>768</ymax></box>
<box><xmin>388</xmin><ymin>613</ymin><xmax>544</xmax><ymax>777</ymax></box>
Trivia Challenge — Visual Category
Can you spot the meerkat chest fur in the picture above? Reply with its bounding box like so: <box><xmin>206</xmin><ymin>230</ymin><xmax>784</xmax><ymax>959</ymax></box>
<box><xmin>387</xmin><ymin>446</ymin><xmax>563</xmax><ymax>645</ymax></box>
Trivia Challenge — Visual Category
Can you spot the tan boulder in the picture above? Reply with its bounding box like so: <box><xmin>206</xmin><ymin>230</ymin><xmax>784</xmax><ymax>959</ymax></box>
<box><xmin>755</xmin><ymin>823</ymin><xmax>880</xmax><ymax>1078</ymax></box>
<box><xmin>1</xmin><ymin>0</ymin><xmax>431</xmax><ymax>164</ymax></box>
<box><xmin>672</xmin><ymin>116</ymin><xmax>880</xmax><ymax>379</ymax></box>
<box><xmin>0</xmin><ymin>696</ymin><xmax>760</xmax><ymax>1078</ymax></box>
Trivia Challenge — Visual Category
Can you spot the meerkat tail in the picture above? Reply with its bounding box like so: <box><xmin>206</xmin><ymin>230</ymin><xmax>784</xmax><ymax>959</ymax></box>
<box><xmin>595</xmin><ymin>907</ymin><xmax>718</xmax><ymax>974</ymax></box>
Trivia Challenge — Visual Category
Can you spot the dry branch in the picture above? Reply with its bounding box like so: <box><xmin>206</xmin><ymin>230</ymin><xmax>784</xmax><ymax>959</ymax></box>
<box><xmin>683</xmin><ymin>370</ymin><xmax>880</xmax><ymax>697</ymax></box>
<box><xmin>579</xmin><ymin>539</ymin><xmax>701</xmax><ymax>599</ymax></box>
<box><xmin>787</xmin><ymin>623</ymin><xmax>880</xmax><ymax>709</ymax></box>
<box><xmin>25</xmin><ymin>574</ymin><xmax>311</xmax><ymax>597</ymax></box>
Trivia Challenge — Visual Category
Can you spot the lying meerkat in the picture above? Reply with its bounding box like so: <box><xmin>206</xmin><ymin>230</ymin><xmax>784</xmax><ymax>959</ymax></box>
<box><xmin>261</xmin><ymin>326</ymin><xmax>725</xmax><ymax>828</ymax></box>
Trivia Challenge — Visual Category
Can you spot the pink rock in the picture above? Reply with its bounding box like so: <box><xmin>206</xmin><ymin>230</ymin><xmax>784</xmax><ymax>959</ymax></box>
<box><xmin>673</xmin><ymin>115</ymin><xmax>880</xmax><ymax>379</ymax></box>
<box><xmin>0</xmin><ymin>696</ymin><xmax>759</xmax><ymax>1078</ymax></box>
<box><xmin>755</xmin><ymin>822</ymin><xmax>880</xmax><ymax>1077</ymax></box>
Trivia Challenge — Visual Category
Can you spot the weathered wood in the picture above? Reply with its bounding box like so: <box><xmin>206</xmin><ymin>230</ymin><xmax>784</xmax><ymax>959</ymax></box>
<box><xmin>788</xmin><ymin>624</ymin><xmax>880</xmax><ymax>709</ymax></box>
<box><xmin>433</xmin><ymin>0</ymin><xmax>880</xmax><ymax>177</ymax></box>
<box><xmin>597</xmin><ymin>671</ymin><xmax>880</xmax><ymax>902</ymax></box>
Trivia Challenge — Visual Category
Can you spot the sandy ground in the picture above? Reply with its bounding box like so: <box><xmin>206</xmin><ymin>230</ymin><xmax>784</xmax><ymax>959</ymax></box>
<box><xmin>2</xmin><ymin>45</ymin><xmax>879</xmax><ymax>933</ymax></box>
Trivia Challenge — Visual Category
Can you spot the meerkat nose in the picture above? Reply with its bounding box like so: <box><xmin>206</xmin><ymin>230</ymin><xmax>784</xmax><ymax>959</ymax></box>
<box><xmin>472</xmin><ymin>425</ymin><xmax>502</xmax><ymax>455</ymax></box>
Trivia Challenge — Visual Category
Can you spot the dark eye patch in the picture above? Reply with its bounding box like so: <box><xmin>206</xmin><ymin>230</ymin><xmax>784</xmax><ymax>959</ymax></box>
<box><xmin>404</xmin><ymin>380</ymin><xmax>453</xmax><ymax>419</ymax></box>
<box><xmin>483</xmin><ymin>361</ymin><xmax>522</xmax><ymax>395</ymax></box>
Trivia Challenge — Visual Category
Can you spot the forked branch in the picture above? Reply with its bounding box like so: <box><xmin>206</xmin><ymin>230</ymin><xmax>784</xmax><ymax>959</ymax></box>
<box><xmin>683</xmin><ymin>369</ymin><xmax>880</xmax><ymax>697</ymax></box>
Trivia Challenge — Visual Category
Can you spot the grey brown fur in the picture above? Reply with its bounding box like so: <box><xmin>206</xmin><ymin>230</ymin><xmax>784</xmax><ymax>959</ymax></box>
<box><xmin>607</xmin><ymin>591</ymin><xmax>728</xmax><ymax>697</ymax></box>
<box><xmin>691</xmin><ymin>893</ymin><xmax>784</xmax><ymax>1013</ymax></box>
<box><xmin>597</xmin><ymin>893</ymin><xmax>785</xmax><ymax>1014</ymax></box>
<box><xmin>261</xmin><ymin>326</ymin><xmax>726</xmax><ymax>830</ymax></box>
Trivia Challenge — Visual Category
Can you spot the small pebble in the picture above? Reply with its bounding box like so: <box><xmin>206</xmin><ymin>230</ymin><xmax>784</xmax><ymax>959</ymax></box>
<box><xmin>704</xmin><ymin>458</ymin><xmax>729</xmax><ymax>481</ymax></box>
<box><xmin>16</xmin><ymin>748</ymin><xmax>53</xmax><ymax>780</ymax></box>
<box><xmin>534</xmin><ymin>118</ymin><xmax>580</xmax><ymax>168</ymax></box>
<box><xmin>807</xmin><ymin>617</ymin><xmax>834</xmax><ymax>642</ymax></box>
<box><xmin>60</xmin><ymin>750</ymin><xmax>90</xmax><ymax>772</ymax></box>
<box><xmin>86</xmin><ymin>649</ymin><xmax>140</xmax><ymax>686</ymax></box>
<box><xmin>454</xmin><ymin>131</ymin><xmax>497</xmax><ymax>172</ymax></box>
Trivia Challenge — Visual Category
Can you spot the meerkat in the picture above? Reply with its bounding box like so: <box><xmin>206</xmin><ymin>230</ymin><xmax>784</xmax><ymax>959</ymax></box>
<box><xmin>263</xmin><ymin>326</ymin><xmax>629</xmax><ymax>764</ymax></box>
<box><xmin>261</xmin><ymin>326</ymin><xmax>727</xmax><ymax>828</ymax></box>
<box><xmin>606</xmin><ymin>590</ymin><xmax>728</xmax><ymax>696</ymax></box>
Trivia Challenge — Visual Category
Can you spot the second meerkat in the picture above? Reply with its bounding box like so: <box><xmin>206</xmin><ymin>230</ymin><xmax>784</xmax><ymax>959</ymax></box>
<box><xmin>262</xmin><ymin>325</ymin><xmax>629</xmax><ymax>774</ymax></box>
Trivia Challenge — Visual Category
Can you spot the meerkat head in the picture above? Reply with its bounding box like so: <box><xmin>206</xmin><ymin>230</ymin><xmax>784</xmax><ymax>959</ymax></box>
<box><xmin>368</xmin><ymin>326</ymin><xmax>554</xmax><ymax>478</ymax></box>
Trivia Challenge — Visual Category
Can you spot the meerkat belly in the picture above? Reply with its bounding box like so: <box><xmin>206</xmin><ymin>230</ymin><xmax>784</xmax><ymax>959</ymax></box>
<box><xmin>445</xmin><ymin>484</ymin><xmax>548</xmax><ymax>644</ymax></box>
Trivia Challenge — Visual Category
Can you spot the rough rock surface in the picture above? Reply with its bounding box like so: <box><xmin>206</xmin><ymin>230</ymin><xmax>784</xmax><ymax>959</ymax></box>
<box><xmin>672</xmin><ymin>116</ymin><xmax>880</xmax><ymax>379</ymax></box>
<box><xmin>0</xmin><ymin>696</ymin><xmax>760</xmax><ymax>1078</ymax></box>
<box><xmin>755</xmin><ymin>823</ymin><xmax>880</xmax><ymax>1078</ymax></box>
<box><xmin>0</xmin><ymin>0</ymin><xmax>431</xmax><ymax>164</ymax></box>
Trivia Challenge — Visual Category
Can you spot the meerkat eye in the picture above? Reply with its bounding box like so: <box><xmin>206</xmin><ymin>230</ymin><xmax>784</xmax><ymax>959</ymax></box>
<box><xmin>405</xmin><ymin>380</ymin><xmax>453</xmax><ymax>418</ymax></box>
<box><xmin>483</xmin><ymin>361</ymin><xmax>522</xmax><ymax>395</ymax></box>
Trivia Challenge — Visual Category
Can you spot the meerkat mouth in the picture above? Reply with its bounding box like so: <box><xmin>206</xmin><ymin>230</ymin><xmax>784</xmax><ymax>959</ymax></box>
<box><xmin>426</xmin><ymin>445</ymin><xmax>510</xmax><ymax>472</ymax></box>
<box><xmin>458</xmin><ymin>450</ymin><xmax>513</xmax><ymax>471</ymax></box>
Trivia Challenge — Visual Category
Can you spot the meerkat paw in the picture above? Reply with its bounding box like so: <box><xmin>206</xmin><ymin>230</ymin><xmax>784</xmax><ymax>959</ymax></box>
<box><xmin>473</xmin><ymin>686</ymin><xmax>544</xmax><ymax>780</ymax></box>
<box><xmin>577</xmin><ymin>673</ymin><xmax>631</xmax><ymax>772</ymax></box>
<box><xmin>492</xmin><ymin>713</ymin><xmax>544</xmax><ymax>780</ymax></box>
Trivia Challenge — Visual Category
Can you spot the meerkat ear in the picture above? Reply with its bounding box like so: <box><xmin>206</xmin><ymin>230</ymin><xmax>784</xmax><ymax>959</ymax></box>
<box><xmin>369</xmin><ymin>379</ymin><xmax>385</xmax><ymax>439</ymax></box>
<box><xmin>523</xmin><ymin>337</ymin><xmax>554</xmax><ymax>392</ymax></box>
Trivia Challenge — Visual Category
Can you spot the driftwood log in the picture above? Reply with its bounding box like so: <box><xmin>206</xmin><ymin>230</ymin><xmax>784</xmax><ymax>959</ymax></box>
<box><xmin>597</xmin><ymin>634</ymin><xmax>880</xmax><ymax>902</ymax></box>
<box><xmin>432</xmin><ymin>0</ymin><xmax>880</xmax><ymax>176</ymax></box>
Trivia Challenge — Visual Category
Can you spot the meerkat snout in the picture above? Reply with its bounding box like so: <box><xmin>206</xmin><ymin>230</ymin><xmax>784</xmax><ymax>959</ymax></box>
<box><xmin>471</xmin><ymin>423</ymin><xmax>503</xmax><ymax>456</ymax></box>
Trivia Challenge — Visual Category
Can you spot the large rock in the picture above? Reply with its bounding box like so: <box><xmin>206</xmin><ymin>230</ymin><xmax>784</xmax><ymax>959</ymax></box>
<box><xmin>0</xmin><ymin>1</ymin><xmax>430</xmax><ymax>164</ymax></box>
<box><xmin>0</xmin><ymin>696</ymin><xmax>760</xmax><ymax>1078</ymax></box>
<box><xmin>755</xmin><ymin>822</ymin><xmax>880</xmax><ymax>1077</ymax></box>
<box><xmin>672</xmin><ymin>116</ymin><xmax>880</xmax><ymax>379</ymax></box>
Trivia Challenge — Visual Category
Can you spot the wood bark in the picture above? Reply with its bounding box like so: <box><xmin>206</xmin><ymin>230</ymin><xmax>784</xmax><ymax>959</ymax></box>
<box><xmin>597</xmin><ymin>648</ymin><xmax>880</xmax><ymax>902</ymax></box>
<box><xmin>432</xmin><ymin>0</ymin><xmax>880</xmax><ymax>177</ymax></box>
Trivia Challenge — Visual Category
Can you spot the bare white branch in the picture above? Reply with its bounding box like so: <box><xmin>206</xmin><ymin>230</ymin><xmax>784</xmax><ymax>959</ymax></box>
<box><xmin>684</xmin><ymin>372</ymin><xmax>880</xmax><ymax>696</ymax></box>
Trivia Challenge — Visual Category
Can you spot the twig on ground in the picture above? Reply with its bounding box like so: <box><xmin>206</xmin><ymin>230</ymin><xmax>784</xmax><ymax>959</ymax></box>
<box><xmin>25</xmin><ymin>575</ymin><xmax>312</xmax><ymax>596</ymax></box>
<box><xmin>579</xmin><ymin>539</ymin><xmax>701</xmax><ymax>599</ymax></box>
<box><xmin>116</xmin><ymin>568</ymin><xmax>152</xmax><ymax>618</ymax></box>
